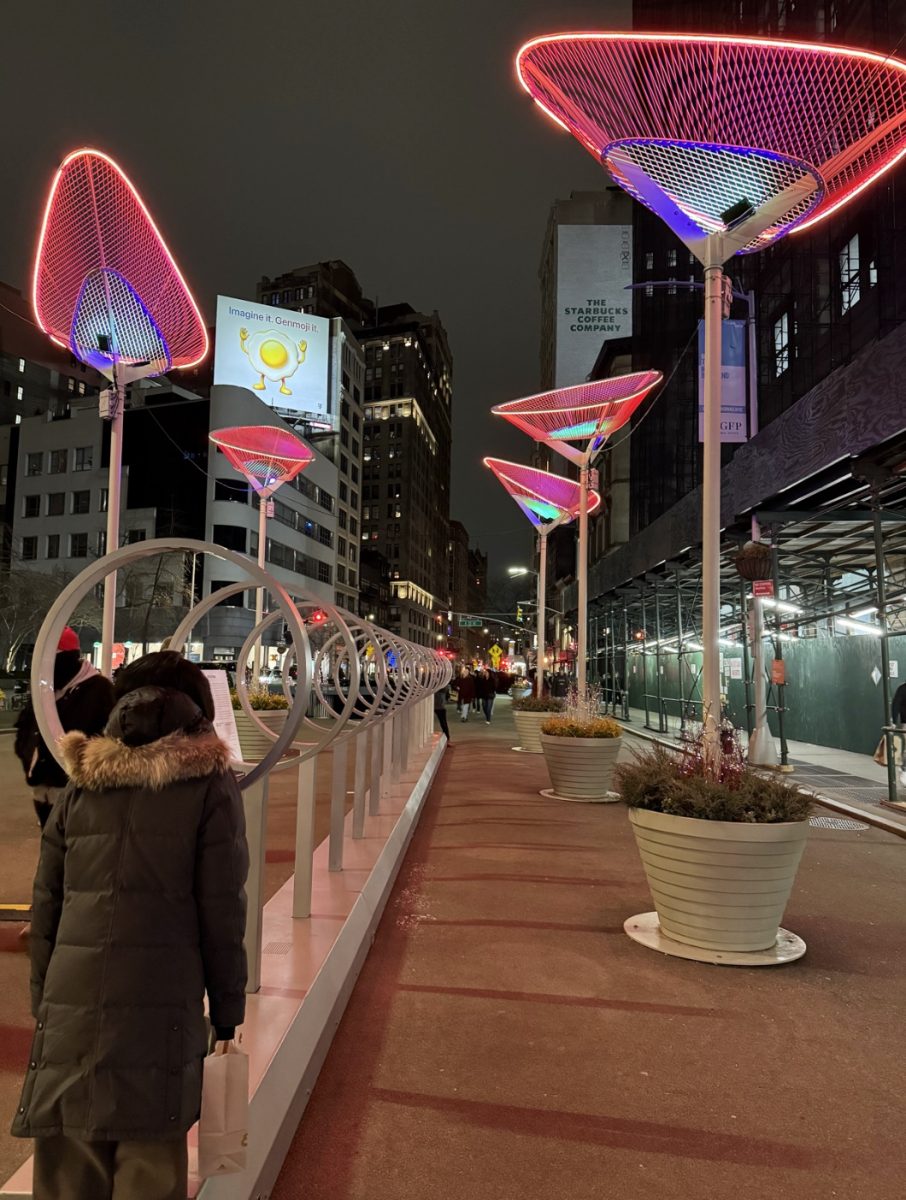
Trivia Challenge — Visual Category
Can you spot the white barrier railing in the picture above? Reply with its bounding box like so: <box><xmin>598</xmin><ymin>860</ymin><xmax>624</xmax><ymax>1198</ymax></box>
<box><xmin>29</xmin><ymin>537</ymin><xmax>452</xmax><ymax>992</ymax></box>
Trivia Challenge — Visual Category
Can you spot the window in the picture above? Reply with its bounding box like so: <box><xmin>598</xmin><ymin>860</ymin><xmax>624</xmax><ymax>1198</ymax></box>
<box><xmin>337</xmin><ymin>565</ymin><xmax>347</xmax><ymax>584</ymax></box>
<box><xmin>644</xmin><ymin>251</ymin><xmax>654</xmax><ymax>270</ymax></box>
<box><xmin>339</xmin><ymin>482</ymin><xmax>348</xmax><ymax>502</ymax></box>
<box><xmin>22</xmin><ymin>536</ymin><xmax>38</xmax><ymax>561</ymax></box>
<box><xmin>23</xmin><ymin>495</ymin><xmax>40</xmax><ymax>518</ymax></box>
<box><xmin>318</xmin><ymin>561</ymin><xmax>332</xmax><ymax>584</ymax></box>
<box><xmin>212</xmin><ymin>524</ymin><xmax>246</xmax><ymax>552</ymax></box>
<box><xmin>666</xmin><ymin>248</ymin><xmax>677</xmax><ymax>268</ymax></box>
<box><xmin>211</xmin><ymin>580</ymin><xmax>245</xmax><ymax>608</ymax></box>
<box><xmin>126</xmin><ymin>529</ymin><xmax>146</xmax><ymax>544</ymax></box>
<box><xmin>351</xmin><ymin>465</ymin><xmax>359</xmax><ymax>484</ymax></box>
<box><xmin>773</xmin><ymin>311</ymin><xmax>790</xmax><ymax>377</ymax></box>
<box><xmin>45</xmin><ymin>492</ymin><xmax>65</xmax><ymax>518</ymax></box>
<box><xmin>74</xmin><ymin>446</ymin><xmax>93</xmax><ymax>471</ymax></box>
<box><xmin>70</xmin><ymin>532</ymin><xmax>88</xmax><ymax>558</ymax></box>
<box><xmin>96</xmin><ymin>531</ymin><xmax>106</xmax><ymax>556</ymax></box>
<box><xmin>340</xmin><ymin>454</ymin><xmax>349</xmax><ymax>474</ymax></box>
<box><xmin>214</xmin><ymin>477</ymin><xmax>247</xmax><ymax>503</ymax></box>
<box><xmin>839</xmin><ymin>234</ymin><xmax>860</xmax><ymax>313</ymax></box>
<box><xmin>47</xmin><ymin>534</ymin><xmax>60</xmax><ymax>559</ymax></box>
<box><xmin>72</xmin><ymin>490</ymin><xmax>90</xmax><ymax>515</ymax></box>
<box><xmin>644</xmin><ymin>284</ymin><xmax>654</xmax><ymax>298</ymax></box>
<box><xmin>99</xmin><ymin>488</ymin><xmax>109</xmax><ymax>513</ymax></box>
<box><xmin>338</xmin><ymin>537</ymin><xmax>347</xmax><ymax>558</ymax></box>
<box><xmin>349</xmin><ymin>570</ymin><xmax>357</xmax><ymax>588</ymax></box>
<box><xmin>338</xmin><ymin>509</ymin><xmax>347</xmax><ymax>529</ymax></box>
<box><xmin>18</xmin><ymin>357</ymin><xmax>25</xmax><ymax>373</ymax></box>
<box><xmin>26</xmin><ymin>453</ymin><xmax>42</xmax><ymax>477</ymax></box>
<box><xmin>48</xmin><ymin>449</ymin><xmax>67</xmax><ymax>474</ymax></box>
<box><xmin>349</xmin><ymin>516</ymin><xmax>358</xmax><ymax>536</ymax></box>
<box><xmin>868</xmin><ymin>257</ymin><xmax>878</xmax><ymax>287</ymax></box>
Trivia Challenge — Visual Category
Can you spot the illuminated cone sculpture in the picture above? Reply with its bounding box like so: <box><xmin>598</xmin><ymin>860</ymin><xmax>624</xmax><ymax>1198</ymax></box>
<box><xmin>33</xmin><ymin>148</ymin><xmax>208</xmax><ymax>674</ymax></box>
<box><xmin>485</xmin><ymin>457</ymin><xmax>602</xmax><ymax>695</ymax></box>
<box><xmin>210</xmin><ymin>425</ymin><xmax>314</xmax><ymax>678</ymax></box>
<box><xmin>516</xmin><ymin>32</ymin><xmax>906</xmax><ymax>752</ymax></box>
<box><xmin>493</xmin><ymin>373</ymin><xmax>661</xmax><ymax>698</ymax></box>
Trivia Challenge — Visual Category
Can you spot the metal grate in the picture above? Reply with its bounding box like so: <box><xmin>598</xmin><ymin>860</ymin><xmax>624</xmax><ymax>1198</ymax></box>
<box><xmin>809</xmin><ymin>815</ymin><xmax>869</xmax><ymax>831</ymax></box>
<box><xmin>263</xmin><ymin>942</ymin><xmax>293</xmax><ymax>956</ymax></box>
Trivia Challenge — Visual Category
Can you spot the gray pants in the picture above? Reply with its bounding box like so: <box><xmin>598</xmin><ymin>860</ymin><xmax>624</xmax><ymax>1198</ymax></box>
<box><xmin>34</xmin><ymin>1134</ymin><xmax>188</xmax><ymax>1200</ymax></box>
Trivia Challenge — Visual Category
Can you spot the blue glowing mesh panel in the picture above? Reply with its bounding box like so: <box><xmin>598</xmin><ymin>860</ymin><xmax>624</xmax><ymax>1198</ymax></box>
<box><xmin>70</xmin><ymin>268</ymin><xmax>170</xmax><ymax>374</ymax></box>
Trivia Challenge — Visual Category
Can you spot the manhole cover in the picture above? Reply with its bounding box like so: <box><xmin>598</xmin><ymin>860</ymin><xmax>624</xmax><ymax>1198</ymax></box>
<box><xmin>809</xmin><ymin>815</ymin><xmax>868</xmax><ymax>831</ymax></box>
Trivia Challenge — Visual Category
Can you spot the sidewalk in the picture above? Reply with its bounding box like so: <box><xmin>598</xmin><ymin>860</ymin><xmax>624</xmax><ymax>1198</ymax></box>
<box><xmin>272</xmin><ymin>701</ymin><xmax>905</xmax><ymax>1200</ymax></box>
<box><xmin>616</xmin><ymin>704</ymin><xmax>905</xmax><ymax>828</ymax></box>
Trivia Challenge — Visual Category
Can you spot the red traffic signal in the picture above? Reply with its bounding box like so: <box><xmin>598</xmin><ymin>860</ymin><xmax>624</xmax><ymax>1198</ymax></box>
<box><xmin>309</xmin><ymin>610</ymin><xmax>327</xmax><ymax>626</ymax></box>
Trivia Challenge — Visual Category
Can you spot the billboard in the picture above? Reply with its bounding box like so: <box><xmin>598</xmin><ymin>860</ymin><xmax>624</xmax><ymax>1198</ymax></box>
<box><xmin>214</xmin><ymin>295</ymin><xmax>329</xmax><ymax>418</ymax></box>
<box><xmin>697</xmin><ymin>319</ymin><xmax>747</xmax><ymax>443</ymax></box>
<box><xmin>555</xmin><ymin>224</ymin><xmax>633</xmax><ymax>386</ymax></box>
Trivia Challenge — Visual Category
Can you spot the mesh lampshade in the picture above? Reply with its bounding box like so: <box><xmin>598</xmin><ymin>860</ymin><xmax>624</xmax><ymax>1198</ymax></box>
<box><xmin>517</xmin><ymin>34</ymin><xmax>906</xmax><ymax>253</ymax></box>
<box><xmin>33</xmin><ymin>149</ymin><xmax>208</xmax><ymax>377</ymax></box>
<box><xmin>209</xmin><ymin>425</ymin><xmax>314</xmax><ymax>498</ymax></box>
<box><xmin>484</xmin><ymin>457</ymin><xmax>601</xmax><ymax>528</ymax></box>
<box><xmin>492</xmin><ymin>372</ymin><xmax>661</xmax><ymax>445</ymax></box>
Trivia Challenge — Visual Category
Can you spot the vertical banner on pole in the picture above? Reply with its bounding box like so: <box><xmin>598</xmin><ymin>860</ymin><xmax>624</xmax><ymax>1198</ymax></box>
<box><xmin>697</xmin><ymin>319</ymin><xmax>747</xmax><ymax>443</ymax></box>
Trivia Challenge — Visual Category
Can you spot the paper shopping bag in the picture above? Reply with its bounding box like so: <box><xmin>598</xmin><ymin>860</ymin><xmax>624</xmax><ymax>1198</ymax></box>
<box><xmin>197</xmin><ymin>1040</ymin><xmax>249</xmax><ymax>1177</ymax></box>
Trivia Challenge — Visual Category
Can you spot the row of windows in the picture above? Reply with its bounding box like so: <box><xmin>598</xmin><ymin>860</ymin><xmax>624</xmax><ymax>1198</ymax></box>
<box><xmin>771</xmin><ymin>233</ymin><xmax>878</xmax><ymax>378</ymax></box>
<box><xmin>25</xmin><ymin>446</ymin><xmax>94</xmax><ymax>477</ymax></box>
<box><xmin>20</xmin><ymin>528</ymin><xmax>144</xmax><ymax>562</ymax></box>
<box><xmin>21</xmin><ymin>488</ymin><xmax>109</xmax><ymax>519</ymax></box>
<box><xmin>336</xmin><ymin>510</ymin><xmax>358</xmax><ymax>536</ymax></box>
<box><xmin>263</xmin><ymin>537</ymin><xmax>332</xmax><ymax>584</ymax></box>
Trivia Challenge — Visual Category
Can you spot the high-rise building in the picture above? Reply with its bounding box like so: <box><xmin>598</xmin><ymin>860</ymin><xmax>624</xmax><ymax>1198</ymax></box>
<box><xmin>360</xmin><ymin>304</ymin><xmax>453</xmax><ymax>645</ymax></box>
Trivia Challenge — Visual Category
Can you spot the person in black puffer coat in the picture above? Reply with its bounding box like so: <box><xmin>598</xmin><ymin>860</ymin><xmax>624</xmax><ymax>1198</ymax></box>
<box><xmin>12</xmin><ymin>651</ymin><xmax>249</xmax><ymax>1200</ymax></box>
<box><xmin>14</xmin><ymin>627</ymin><xmax>115</xmax><ymax>828</ymax></box>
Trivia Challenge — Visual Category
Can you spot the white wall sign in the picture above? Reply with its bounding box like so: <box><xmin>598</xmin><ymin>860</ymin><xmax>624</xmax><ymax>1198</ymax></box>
<box><xmin>555</xmin><ymin>224</ymin><xmax>633</xmax><ymax>387</ymax></box>
<box><xmin>202</xmin><ymin>669</ymin><xmax>243</xmax><ymax>764</ymax></box>
<box><xmin>214</xmin><ymin>295</ymin><xmax>329</xmax><ymax>418</ymax></box>
<box><xmin>891</xmin><ymin>660</ymin><xmax>899</xmax><ymax>679</ymax></box>
<box><xmin>698</xmin><ymin>319</ymin><xmax>747</xmax><ymax>443</ymax></box>
<box><xmin>729</xmin><ymin>658</ymin><xmax>743</xmax><ymax>680</ymax></box>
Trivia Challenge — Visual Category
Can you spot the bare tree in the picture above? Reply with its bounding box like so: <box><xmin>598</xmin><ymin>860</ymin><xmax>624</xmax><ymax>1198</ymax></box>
<box><xmin>0</xmin><ymin>569</ymin><xmax>102</xmax><ymax>673</ymax></box>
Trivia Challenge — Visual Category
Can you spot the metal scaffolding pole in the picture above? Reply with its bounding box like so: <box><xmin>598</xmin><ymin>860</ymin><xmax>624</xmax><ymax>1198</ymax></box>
<box><xmin>770</xmin><ymin>538</ymin><xmax>791</xmax><ymax>770</ymax></box>
<box><xmin>872</xmin><ymin>497</ymin><xmax>898</xmax><ymax>805</ymax></box>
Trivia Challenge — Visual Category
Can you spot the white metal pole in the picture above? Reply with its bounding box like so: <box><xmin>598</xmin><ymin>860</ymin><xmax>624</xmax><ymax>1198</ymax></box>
<box><xmin>536</xmin><ymin>530</ymin><xmax>547</xmax><ymax>697</ymax></box>
<box><xmin>701</xmin><ymin>252</ymin><xmax>724</xmax><ymax>760</ymax></box>
<box><xmin>100</xmin><ymin>380</ymin><xmax>125</xmax><ymax>678</ymax></box>
<box><xmin>746</xmin><ymin>290</ymin><xmax>759</xmax><ymax>439</ymax></box>
<box><xmin>255</xmin><ymin>499</ymin><xmax>267</xmax><ymax>683</ymax></box>
<box><xmin>747</xmin><ymin>516</ymin><xmax>777</xmax><ymax>766</ymax></box>
<box><xmin>577</xmin><ymin>464</ymin><xmax>589</xmax><ymax>701</ymax></box>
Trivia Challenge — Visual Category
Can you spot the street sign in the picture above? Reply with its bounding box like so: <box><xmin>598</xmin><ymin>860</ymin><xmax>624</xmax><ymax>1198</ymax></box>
<box><xmin>753</xmin><ymin>580</ymin><xmax>774</xmax><ymax>598</ymax></box>
<box><xmin>459</xmin><ymin>617</ymin><xmax>482</xmax><ymax>627</ymax></box>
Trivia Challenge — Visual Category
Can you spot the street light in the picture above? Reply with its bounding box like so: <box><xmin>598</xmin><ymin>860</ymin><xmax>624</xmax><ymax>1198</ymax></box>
<box><xmin>209</xmin><ymin>425</ymin><xmax>314</xmax><ymax>678</ymax></box>
<box><xmin>492</xmin><ymin>374</ymin><xmax>660</xmax><ymax>701</ymax></box>
<box><xmin>508</xmin><ymin>566</ymin><xmax>535</xmax><ymax>577</ymax></box>
<box><xmin>32</xmin><ymin>148</ymin><xmax>208</xmax><ymax>675</ymax></box>
<box><xmin>516</xmin><ymin>30</ymin><xmax>906</xmax><ymax>755</ymax></box>
<box><xmin>485</xmin><ymin>457</ymin><xmax>600</xmax><ymax>698</ymax></box>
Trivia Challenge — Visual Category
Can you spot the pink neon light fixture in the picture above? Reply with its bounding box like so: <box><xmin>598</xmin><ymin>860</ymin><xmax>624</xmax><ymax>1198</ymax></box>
<box><xmin>492</xmin><ymin>372</ymin><xmax>662</xmax><ymax>463</ymax></box>
<box><xmin>33</xmin><ymin>148</ymin><xmax>208</xmax><ymax>376</ymax></box>
<box><xmin>209</xmin><ymin>425</ymin><xmax>314</xmax><ymax>498</ymax></box>
<box><xmin>484</xmin><ymin>457</ymin><xmax>601</xmax><ymax>528</ymax></box>
<box><xmin>516</xmin><ymin>33</ymin><xmax>906</xmax><ymax>254</ymax></box>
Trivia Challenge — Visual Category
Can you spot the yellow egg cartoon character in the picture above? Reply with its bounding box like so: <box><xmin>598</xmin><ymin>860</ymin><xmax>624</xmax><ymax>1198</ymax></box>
<box><xmin>239</xmin><ymin>327</ymin><xmax>308</xmax><ymax>396</ymax></box>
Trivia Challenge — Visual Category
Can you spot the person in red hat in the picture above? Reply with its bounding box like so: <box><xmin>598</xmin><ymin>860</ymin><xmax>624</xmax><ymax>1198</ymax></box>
<box><xmin>14</xmin><ymin>628</ymin><xmax>115</xmax><ymax>828</ymax></box>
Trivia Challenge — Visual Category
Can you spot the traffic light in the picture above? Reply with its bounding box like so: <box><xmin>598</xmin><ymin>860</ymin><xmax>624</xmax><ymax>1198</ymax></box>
<box><xmin>516</xmin><ymin>605</ymin><xmax>523</xmax><ymax>623</ymax></box>
<box><xmin>307</xmin><ymin>609</ymin><xmax>327</xmax><ymax>626</ymax></box>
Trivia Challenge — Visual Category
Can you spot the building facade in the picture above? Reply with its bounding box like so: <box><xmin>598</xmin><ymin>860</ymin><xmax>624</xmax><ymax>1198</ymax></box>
<box><xmin>360</xmin><ymin>305</ymin><xmax>453</xmax><ymax>645</ymax></box>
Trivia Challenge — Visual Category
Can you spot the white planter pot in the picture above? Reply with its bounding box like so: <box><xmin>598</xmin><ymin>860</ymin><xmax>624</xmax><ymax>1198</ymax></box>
<box><xmin>235</xmin><ymin>710</ymin><xmax>287</xmax><ymax>762</ymax></box>
<box><xmin>539</xmin><ymin>733</ymin><xmax>622</xmax><ymax>802</ymax></box>
<box><xmin>628</xmin><ymin>806</ymin><xmax>809</xmax><ymax>953</ymax></box>
<box><xmin>513</xmin><ymin>710</ymin><xmax>553</xmax><ymax>753</ymax></box>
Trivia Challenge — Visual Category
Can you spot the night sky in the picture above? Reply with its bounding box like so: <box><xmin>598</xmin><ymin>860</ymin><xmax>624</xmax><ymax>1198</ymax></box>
<box><xmin>0</xmin><ymin>1</ymin><xmax>628</xmax><ymax>582</ymax></box>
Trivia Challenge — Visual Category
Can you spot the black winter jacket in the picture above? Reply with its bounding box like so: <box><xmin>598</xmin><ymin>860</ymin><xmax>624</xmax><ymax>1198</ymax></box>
<box><xmin>14</xmin><ymin>672</ymin><xmax>114</xmax><ymax>788</ymax></box>
<box><xmin>12</xmin><ymin>690</ymin><xmax>248</xmax><ymax>1142</ymax></box>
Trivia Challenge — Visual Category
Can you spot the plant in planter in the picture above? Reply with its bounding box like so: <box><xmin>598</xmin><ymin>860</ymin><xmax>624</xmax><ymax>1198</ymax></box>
<box><xmin>617</xmin><ymin>727</ymin><xmax>813</xmax><ymax>965</ymax></box>
<box><xmin>538</xmin><ymin>704</ymin><xmax>623</xmax><ymax>802</ymax></box>
<box><xmin>229</xmin><ymin>689</ymin><xmax>290</xmax><ymax>761</ymax></box>
<box><xmin>511</xmin><ymin>694</ymin><xmax>565</xmax><ymax>754</ymax></box>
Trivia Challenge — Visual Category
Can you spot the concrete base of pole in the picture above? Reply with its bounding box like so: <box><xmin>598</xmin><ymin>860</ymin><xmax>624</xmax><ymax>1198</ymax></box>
<box><xmin>748</xmin><ymin>722</ymin><xmax>778</xmax><ymax>768</ymax></box>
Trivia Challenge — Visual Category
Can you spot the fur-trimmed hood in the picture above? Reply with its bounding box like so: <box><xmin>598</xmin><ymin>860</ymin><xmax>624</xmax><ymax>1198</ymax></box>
<box><xmin>59</xmin><ymin>728</ymin><xmax>232</xmax><ymax>792</ymax></box>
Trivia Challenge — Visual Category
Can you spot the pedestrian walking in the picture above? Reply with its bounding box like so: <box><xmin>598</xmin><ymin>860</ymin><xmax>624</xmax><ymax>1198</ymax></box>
<box><xmin>14</xmin><ymin>627</ymin><xmax>115</xmax><ymax>829</ymax></box>
<box><xmin>477</xmin><ymin>668</ymin><xmax>496</xmax><ymax>724</ymax></box>
<box><xmin>457</xmin><ymin>667</ymin><xmax>476</xmax><ymax>721</ymax></box>
<box><xmin>433</xmin><ymin>681</ymin><xmax>451</xmax><ymax>742</ymax></box>
<box><xmin>12</xmin><ymin>650</ymin><xmax>249</xmax><ymax>1200</ymax></box>
<box><xmin>891</xmin><ymin>680</ymin><xmax>906</xmax><ymax>784</ymax></box>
